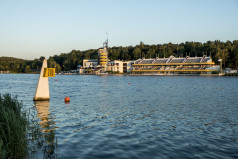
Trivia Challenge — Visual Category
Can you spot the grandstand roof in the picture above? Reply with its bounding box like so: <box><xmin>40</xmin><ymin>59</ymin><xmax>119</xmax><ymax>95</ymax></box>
<box><xmin>133</xmin><ymin>56</ymin><xmax>214</xmax><ymax>65</ymax></box>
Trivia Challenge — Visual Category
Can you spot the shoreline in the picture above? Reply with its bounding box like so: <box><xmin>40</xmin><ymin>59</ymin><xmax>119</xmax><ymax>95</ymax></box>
<box><xmin>1</xmin><ymin>72</ymin><xmax>238</xmax><ymax>76</ymax></box>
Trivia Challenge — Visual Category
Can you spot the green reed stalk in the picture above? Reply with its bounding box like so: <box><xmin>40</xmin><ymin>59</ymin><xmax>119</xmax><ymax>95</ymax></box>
<box><xmin>0</xmin><ymin>94</ymin><xmax>58</xmax><ymax>159</ymax></box>
<box><xmin>0</xmin><ymin>94</ymin><xmax>27</xmax><ymax>159</ymax></box>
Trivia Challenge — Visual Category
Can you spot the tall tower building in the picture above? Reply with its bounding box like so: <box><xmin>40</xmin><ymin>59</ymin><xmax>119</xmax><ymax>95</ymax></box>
<box><xmin>98</xmin><ymin>39</ymin><xmax>108</xmax><ymax>72</ymax></box>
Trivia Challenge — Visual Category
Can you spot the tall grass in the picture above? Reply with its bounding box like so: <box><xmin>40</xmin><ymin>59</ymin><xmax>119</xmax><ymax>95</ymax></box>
<box><xmin>0</xmin><ymin>94</ymin><xmax>58</xmax><ymax>159</ymax></box>
<box><xmin>0</xmin><ymin>94</ymin><xmax>27</xmax><ymax>159</ymax></box>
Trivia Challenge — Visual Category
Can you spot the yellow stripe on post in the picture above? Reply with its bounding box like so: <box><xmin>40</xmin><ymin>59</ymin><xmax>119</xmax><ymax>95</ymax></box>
<box><xmin>44</xmin><ymin>68</ymin><xmax>55</xmax><ymax>77</ymax></box>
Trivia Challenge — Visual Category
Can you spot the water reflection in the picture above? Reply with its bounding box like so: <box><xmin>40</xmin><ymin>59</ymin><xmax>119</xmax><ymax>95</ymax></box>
<box><xmin>34</xmin><ymin>101</ymin><xmax>57</xmax><ymax>158</ymax></box>
<box><xmin>35</xmin><ymin>101</ymin><xmax>51</xmax><ymax>132</ymax></box>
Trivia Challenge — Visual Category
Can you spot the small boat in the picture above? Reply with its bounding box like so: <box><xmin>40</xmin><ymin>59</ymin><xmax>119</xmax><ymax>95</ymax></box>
<box><xmin>96</xmin><ymin>72</ymin><xmax>108</xmax><ymax>75</ymax></box>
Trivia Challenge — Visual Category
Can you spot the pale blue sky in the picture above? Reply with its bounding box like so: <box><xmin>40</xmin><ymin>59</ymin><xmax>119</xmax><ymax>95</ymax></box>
<box><xmin>0</xmin><ymin>0</ymin><xmax>238</xmax><ymax>59</ymax></box>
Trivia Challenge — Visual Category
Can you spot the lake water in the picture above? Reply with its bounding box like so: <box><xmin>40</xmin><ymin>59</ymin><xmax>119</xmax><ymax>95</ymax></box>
<box><xmin>0</xmin><ymin>74</ymin><xmax>238</xmax><ymax>159</ymax></box>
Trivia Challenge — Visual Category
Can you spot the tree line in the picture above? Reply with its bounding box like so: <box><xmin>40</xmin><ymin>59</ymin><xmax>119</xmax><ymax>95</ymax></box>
<box><xmin>1</xmin><ymin>40</ymin><xmax>238</xmax><ymax>73</ymax></box>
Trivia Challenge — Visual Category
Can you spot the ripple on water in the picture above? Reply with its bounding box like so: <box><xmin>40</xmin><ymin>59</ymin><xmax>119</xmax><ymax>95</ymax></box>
<box><xmin>1</xmin><ymin>75</ymin><xmax>238</xmax><ymax>159</ymax></box>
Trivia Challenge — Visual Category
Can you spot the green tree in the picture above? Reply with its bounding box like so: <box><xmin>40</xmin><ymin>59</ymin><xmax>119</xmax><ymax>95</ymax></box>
<box><xmin>39</xmin><ymin>56</ymin><xmax>45</xmax><ymax>62</ymax></box>
<box><xmin>133</xmin><ymin>47</ymin><xmax>142</xmax><ymax>59</ymax></box>
<box><xmin>48</xmin><ymin>58</ymin><xmax>61</xmax><ymax>73</ymax></box>
<box><xmin>25</xmin><ymin>65</ymin><xmax>31</xmax><ymax>73</ymax></box>
<box><xmin>216</xmin><ymin>48</ymin><xmax>229</xmax><ymax>67</ymax></box>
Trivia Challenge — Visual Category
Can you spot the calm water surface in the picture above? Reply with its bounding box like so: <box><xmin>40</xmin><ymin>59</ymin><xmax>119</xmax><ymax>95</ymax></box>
<box><xmin>0</xmin><ymin>74</ymin><xmax>238</xmax><ymax>159</ymax></box>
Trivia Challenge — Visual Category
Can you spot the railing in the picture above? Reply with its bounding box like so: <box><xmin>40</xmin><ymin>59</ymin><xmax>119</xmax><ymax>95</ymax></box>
<box><xmin>132</xmin><ymin>62</ymin><xmax>215</xmax><ymax>66</ymax></box>
<box><xmin>131</xmin><ymin>69</ymin><xmax>214</xmax><ymax>72</ymax></box>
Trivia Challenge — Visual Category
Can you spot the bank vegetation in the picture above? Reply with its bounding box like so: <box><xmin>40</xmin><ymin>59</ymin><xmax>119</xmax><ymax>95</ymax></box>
<box><xmin>1</xmin><ymin>40</ymin><xmax>238</xmax><ymax>73</ymax></box>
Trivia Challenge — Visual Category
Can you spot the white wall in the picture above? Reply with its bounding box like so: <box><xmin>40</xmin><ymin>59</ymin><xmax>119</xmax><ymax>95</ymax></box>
<box><xmin>107</xmin><ymin>60</ymin><xmax>123</xmax><ymax>73</ymax></box>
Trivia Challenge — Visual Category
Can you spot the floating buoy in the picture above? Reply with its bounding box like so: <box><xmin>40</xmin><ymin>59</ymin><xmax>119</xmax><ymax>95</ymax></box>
<box><xmin>128</xmin><ymin>83</ymin><xmax>131</xmax><ymax>85</ymax></box>
<box><xmin>65</xmin><ymin>97</ymin><xmax>70</xmax><ymax>102</ymax></box>
<box><xmin>55</xmin><ymin>80</ymin><xmax>58</xmax><ymax>81</ymax></box>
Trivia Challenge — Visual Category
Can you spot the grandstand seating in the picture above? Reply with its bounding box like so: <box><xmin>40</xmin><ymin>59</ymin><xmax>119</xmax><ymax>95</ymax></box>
<box><xmin>154</xmin><ymin>66</ymin><xmax>161</xmax><ymax>70</ymax></box>
<box><xmin>154</xmin><ymin>59</ymin><xmax>168</xmax><ymax>63</ymax></box>
<box><xmin>203</xmin><ymin>57</ymin><xmax>211</xmax><ymax>62</ymax></box>
<box><xmin>186</xmin><ymin>57</ymin><xmax>202</xmax><ymax>63</ymax></box>
<box><xmin>131</xmin><ymin>56</ymin><xmax>217</xmax><ymax>74</ymax></box>
<box><xmin>134</xmin><ymin>60</ymin><xmax>142</xmax><ymax>64</ymax></box>
<box><xmin>141</xmin><ymin>67</ymin><xmax>152</xmax><ymax>70</ymax></box>
<box><xmin>175</xmin><ymin>66</ymin><xmax>183</xmax><ymax>70</ymax></box>
<box><xmin>170</xmin><ymin>66</ymin><xmax>175</xmax><ymax>70</ymax></box>
<box><xmin>170</xmin><ymin>58</ymin><xmax>185</xmax><ymax>63</ymax></box>
<box><xmin>185</xmin><ymin>67</ymin><xmax>200</xmax><ymax>70</ymax></box>
<box><xmin>140</xmin><ymin>59</ymin><xmax>154</xmax><ymax>64</ymax></box>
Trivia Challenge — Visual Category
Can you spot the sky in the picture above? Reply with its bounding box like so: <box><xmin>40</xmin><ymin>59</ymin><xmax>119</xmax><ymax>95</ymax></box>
<box><xmin>0</xmin><ymin>0</ymin><xmax>238</xmax><ymax>60</ymax></box>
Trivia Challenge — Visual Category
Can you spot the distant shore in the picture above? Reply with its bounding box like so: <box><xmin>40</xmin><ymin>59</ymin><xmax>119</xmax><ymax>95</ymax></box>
<box><xmin>1</xmin><ymin>72</ymin><xmax>238</xmax><ymax>76</ymax></box>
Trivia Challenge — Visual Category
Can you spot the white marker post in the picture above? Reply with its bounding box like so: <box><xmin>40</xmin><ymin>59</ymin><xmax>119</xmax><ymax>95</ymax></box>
<box><xmin>33</xmin><ymin>59</ymin><xmax>55</xmax><ymax>101</ymax></box>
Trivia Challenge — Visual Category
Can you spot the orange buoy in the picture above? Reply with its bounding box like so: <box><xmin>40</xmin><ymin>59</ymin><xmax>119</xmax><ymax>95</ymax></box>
<box><xmin>65</xmin><ymin>97</ymin><xmax>70</xmax><ymax>102</ymax></box>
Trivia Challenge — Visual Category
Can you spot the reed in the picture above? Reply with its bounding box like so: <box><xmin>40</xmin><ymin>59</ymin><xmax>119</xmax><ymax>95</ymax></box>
<box><xmin>0</xmin><ymin>94</ymin><xmax>58</xmax><ymax>158</ymax></box>
<box><xmin>0</xmin><ymin>94</ymin><xmax>27</xmax><ymax>159</ymax></box>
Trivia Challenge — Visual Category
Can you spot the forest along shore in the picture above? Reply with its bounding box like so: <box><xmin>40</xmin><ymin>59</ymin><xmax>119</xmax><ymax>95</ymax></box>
<box><xmin>0</xmin><ymin>40</ymin><xmax>237</xmax><ymax>74</ymax></box>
